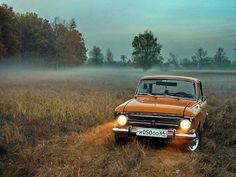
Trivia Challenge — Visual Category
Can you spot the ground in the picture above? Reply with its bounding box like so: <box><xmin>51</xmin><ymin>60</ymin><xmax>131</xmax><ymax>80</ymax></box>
<box><xmin>0</xmin><ymin>67</ymin><xmax>235</xmax><ymax>177</ymax></box>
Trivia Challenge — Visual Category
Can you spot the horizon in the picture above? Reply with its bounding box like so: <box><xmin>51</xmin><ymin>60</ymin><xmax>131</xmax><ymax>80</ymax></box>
<box><xmin>2</xmin><ymin>0</ymin><xmax>236</xmax><ymax>61</ymax></box>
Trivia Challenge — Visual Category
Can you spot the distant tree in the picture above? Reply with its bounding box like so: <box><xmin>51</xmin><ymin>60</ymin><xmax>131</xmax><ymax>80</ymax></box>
<box><xmin>106</xmin><ymin>48</ymin><xmax>113</xmax><ymax>63</ymax></box>
<box><xmin>132</xmin><ymin>30</ymin><xmax>162</xmax><ymax>71</ymax></box>
<box><xmin>120</xmin><ymin>54</ymin><xmax>127</xmax><ymax>64</ymax></box>
<box><xmin>68</xmin><ymin>18</ymin><xmax>77</xmax><ymax>31</ymax></box>
<box><xmin>192</xmin><ymin>48</ymin><xmax>212</xmax><ymax>67</ymax></box>
<box><xmin>214</xmin><ymin>48</ymin><xmax>231</xmax><ymax>66</ymax></box>
<box><xmin>0</xmin><ymin>4</ymin><xmax>21</xmax><ymax>58</ymax></box>
<box><xmin>180</xmin><ymin>58</ymin><xmax>193</xmax><ymax>68</ymax></box>
<box><xmin>52</xmin><ymin>17</ymin><xmax>86</xmax><ymax>67</ymax></box>
<box><xmin>88</xmin><ymin>46</ymin><xmax>104</xmax><ymax>65</ymax></box>
<box><xmin>18</xmin><ymin>12</ymin><xmax>56</xmax><ymax>60</ymax></box>
<box><xmin>0</xmin><ymin>4</ymin><xmax>87</xmax><ymax>67</ymax></box>
<box><xmin>0</xmin><ymin>43</ymin><xmax>6</xmax><ymax>59</ymax></box>
<box><xmin>167</xmin><ymin>52</ymin><xmax>179</xmax><ymax>67</ymax></box>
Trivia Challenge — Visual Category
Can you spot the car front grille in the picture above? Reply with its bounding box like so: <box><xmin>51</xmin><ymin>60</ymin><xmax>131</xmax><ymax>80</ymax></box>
<box><xmin>127</xmin><ymin>112</ymin><xmax>182</xmax><ymax>129</ymax></box>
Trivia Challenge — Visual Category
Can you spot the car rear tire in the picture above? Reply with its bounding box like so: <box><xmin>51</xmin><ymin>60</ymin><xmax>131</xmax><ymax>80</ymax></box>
<box><xmin>186</xmin><ymin>131</ymin><xmax>201</xmax><ymax>152</ymax></box>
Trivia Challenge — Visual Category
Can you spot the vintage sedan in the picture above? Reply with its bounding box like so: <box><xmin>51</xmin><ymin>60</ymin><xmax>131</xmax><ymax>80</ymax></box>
<box><xmin>112</xmin><ymin>75</ymin><xmax>207</xmax><ymax>151</ymax></box>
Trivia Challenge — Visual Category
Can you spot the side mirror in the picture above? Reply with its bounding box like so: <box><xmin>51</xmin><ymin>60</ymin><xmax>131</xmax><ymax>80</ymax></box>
<box><xmin>201</xmin><ymin>96</ymin><xmax>206</xmax><ymax>102</ymax></box>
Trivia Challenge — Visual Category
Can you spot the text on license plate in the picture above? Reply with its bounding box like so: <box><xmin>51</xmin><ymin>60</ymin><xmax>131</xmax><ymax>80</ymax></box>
<box><xmin>136</xmin><ymin>128</ymin><xmax>168</xmax><ymax>138</ymax></box>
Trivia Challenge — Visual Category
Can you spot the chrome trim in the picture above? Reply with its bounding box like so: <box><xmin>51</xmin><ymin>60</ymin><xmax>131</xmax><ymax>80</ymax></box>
<box><xmin>129</xmin><ymin>114</ymin><xmax>182</xmax><ymax>120</ymax></box>
<box><xmin>128</xmin><ymin>121</ymin><xmax>178</xmax><ymax>127</ymax></box>
<box><xmin>112</xmin><ymin>127</ymin><xmax>196</xmax><ymax>138</ymax></box>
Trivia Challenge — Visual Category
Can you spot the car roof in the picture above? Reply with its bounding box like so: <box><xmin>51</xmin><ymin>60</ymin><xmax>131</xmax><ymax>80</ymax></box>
<box><xmin>140</xmin><ymin>75</ymin><xmax>199</xmax><ymax>82</ymax></box>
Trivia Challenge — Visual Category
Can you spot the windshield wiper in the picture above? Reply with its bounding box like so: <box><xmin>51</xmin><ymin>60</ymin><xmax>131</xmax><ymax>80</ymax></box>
<box><xmin>136</xmin><ymin>93</ymin><xmax>156</xmax><ymax>97</ymax></box>
<box><xmin>162</xmin><ymin>94</ymin><xmax>180</xmax><ymax>100</ymax></box>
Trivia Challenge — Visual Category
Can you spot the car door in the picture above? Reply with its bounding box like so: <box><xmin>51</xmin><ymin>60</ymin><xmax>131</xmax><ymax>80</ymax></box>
<box><xmin>198</xmin><ymin>81</ymin><xmax>207</xmax><ymax>130</ymax></box>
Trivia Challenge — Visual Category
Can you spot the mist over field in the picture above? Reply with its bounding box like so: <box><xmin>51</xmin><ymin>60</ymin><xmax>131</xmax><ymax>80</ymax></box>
<box><xmin>1</xmin><ymin>0</ymin><xmax>236</xmax><ymax>176</ymax></box>
<box><xmin>0</xmin><ymin>66</ymin><xmax>236</xmax><ymax>177</ymax></box>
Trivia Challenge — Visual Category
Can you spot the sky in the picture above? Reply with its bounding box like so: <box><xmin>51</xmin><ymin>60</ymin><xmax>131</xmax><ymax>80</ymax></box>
<box><xmin>2</xmin><ymin>0</ymin><xmax>236</xmax><ymax>60</ymax></box>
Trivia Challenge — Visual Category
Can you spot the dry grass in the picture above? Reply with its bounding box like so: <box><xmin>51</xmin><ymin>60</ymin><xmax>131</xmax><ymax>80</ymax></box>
<box><xmin>0</xmin><ymin>68</ymin><xmax>235</xmax><ymax>177</ymax></box>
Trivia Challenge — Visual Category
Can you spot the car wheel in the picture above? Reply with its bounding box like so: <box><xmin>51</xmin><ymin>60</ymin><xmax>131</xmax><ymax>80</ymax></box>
<box><xmin>114</xmin><ymin>134</ymin><xmax>127</xmax><ymax>145</ymax></box>
<box><xmin>186</xmin><ymin>131</ymin><xmax>201</xmax><ymax>152</ymax></box>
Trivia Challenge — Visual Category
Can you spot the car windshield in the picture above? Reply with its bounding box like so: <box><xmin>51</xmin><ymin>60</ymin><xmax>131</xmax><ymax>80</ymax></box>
<box><xmin>136</xmin><ymin>79</ymin><xmax>196</xmax><ymax>99</ymax></box>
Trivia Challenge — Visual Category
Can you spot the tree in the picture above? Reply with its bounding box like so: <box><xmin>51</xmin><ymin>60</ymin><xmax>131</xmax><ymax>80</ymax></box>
<box><xmin>120</xmin><ymin>54</ymin><xmax>127</xmax><ymax>64</ymax></box>
<box><xmin>68</xmin><ymin>18</ymin><xmax>76</xmax><ymax>31</ymax></box>
<box><xmin>51</xmin><ymin>17</ymin><xmax>86</xmax><ymax>67</ymax></box>
<box><xmin>0</xmin><ymin>4</ymin><xmax>21</xmax><ymax>58</ymax></box>
<box><xmin>132</xmin><ymin>30</ymin><xmax>162</xmax><ymax>71</ymax></box>
<box><xmin>192</xmin><ymin>48</ymin><xmax>212</xmax><ymax>68</ymax></box>
<box><xmin>167</xmin><ymin>52</ymin><xmax>179</xmax><ymax>67</ymax></box>
<box><xmin>214</xmin><ymin>48</ymin><xmax>231</xmax><ymax>66</ymax></box>
<box><xmin>106</xmin><ymin>48</ymin><xmax>113</xmax><ymax>63</ymax></box>
<box><xmin>0</xmin><ymin>4</ymin><xmax>87</xmax><ymax>67</ymax></box>
<box><xmin>180</xmin><ymin>58</ymin><xmax>192</xmax><ymax>68</ymax></box>
<box><xmin>88</xmin><ymin>46</ymin><xmax>104</xmax><ymax>65</ymax></box>
<box><xmin>18</xmin><ymin>12</ymin><xmax>55</xmax><ymax>60</ymax></box>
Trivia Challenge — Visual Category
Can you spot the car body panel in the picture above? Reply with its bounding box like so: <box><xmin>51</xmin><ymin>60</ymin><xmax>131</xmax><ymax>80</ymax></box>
<box><xmin>113</xmin><ymin>75</ymin><xmax>208</xmax><ymax>145</ymax></box>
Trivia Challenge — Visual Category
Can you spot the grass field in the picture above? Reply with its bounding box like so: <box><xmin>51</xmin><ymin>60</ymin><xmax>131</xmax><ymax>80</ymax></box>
<box><xmin>0</xmin><ymin>67</ymin><xmax>235</xmax><ymax>177</ymax></box>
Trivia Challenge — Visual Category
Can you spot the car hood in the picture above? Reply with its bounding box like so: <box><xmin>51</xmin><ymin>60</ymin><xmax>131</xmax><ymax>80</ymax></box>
<box><xmin>123</xmin><ymin>97</ymin><xmax>197</xmax><ymax>116</ymax></box>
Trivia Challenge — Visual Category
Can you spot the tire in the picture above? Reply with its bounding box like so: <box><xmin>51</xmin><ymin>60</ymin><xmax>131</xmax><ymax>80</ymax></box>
<box><xmin>185</xmin><ymin>131</ymin><xmax>201</xmax><ymax>152</ymax></box>
<box><xmin>114</xmin><ymin>134</ymin><xmax>127</xmax><ymax>145</ymax></box>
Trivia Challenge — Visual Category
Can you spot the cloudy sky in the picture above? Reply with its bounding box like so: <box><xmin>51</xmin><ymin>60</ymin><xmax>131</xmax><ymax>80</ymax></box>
<box><xmin>3</xmin><ymin>0</ymin><xmax>236</xmax><ymax>60</ymax></box>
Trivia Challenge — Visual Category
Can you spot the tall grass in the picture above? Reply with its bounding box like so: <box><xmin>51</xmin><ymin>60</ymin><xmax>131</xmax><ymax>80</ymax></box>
<box><xmin>0</xmin><ymin>68</ymin><xmax>235</xmax><ymax>177</ymax></box>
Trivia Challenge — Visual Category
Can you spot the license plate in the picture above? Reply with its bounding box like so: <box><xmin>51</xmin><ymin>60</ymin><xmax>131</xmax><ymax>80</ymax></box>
<box><xmin>136</xmin><ymin>128</ymin><xmax>168</xmax><ymax>138</ymax></box>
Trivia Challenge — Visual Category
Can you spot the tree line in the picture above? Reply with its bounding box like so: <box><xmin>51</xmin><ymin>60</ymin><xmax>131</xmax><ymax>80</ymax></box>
<box><xmin>88</xmin><ymin>30</ymin><xmax>233</xmax><ymax>71</ymax></box>
<box><xmin>0</xmin><ymin>4</ymin><xmax>235</xmax><ymax>70</ymax></box>
<box><xmin>0</xmin><ymin>4</ymin><xmax>86</xmax><ymax>67</ymax></box>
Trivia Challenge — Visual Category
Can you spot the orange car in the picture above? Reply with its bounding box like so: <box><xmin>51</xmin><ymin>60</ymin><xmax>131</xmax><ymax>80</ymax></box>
<box><xmin>112</xmin><ymin>75</ymin><xmax>207</xmax><ymax>151</ymax></box>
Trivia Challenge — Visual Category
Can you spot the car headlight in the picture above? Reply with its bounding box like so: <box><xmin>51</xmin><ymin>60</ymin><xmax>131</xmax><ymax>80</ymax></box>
<box><xmin>117</xmin><ymin>115</ymin><xmax>128</xmax><ymax>126</ymax></box>
<box><xmin>180</xmin><ymin>119</ymin><xmax>191</xmax><ymax>130</ymax></box>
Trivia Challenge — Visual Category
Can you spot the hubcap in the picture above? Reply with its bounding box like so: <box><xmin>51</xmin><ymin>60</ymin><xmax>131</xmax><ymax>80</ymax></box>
<box><xmin>187</xmin><ymin>132</ymin><xmax>199</xmax><ymax>152</ymax></box>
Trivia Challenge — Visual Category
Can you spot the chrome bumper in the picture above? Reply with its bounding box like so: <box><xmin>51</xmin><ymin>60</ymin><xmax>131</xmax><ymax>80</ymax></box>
<box><xmin>112</xmin><ymin>127</ymin><xmax>196</xmax><ymax>138</ymax></box>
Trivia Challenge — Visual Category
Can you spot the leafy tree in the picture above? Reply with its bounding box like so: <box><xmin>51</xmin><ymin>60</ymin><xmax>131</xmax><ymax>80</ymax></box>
<box><xmin>180</xmin><ymin>58</ymin><xmax>193</xmax><ymax>68</ymax></box>
<box><xmin>0</xmin><ymin>4</ymin><xmax>87</xmax><ymax>67</ymax></box>
<box><xmin>106</xmin><ymin>48</ymin><xmax>113</xmax><ymax>63</ymax></box>
<box><xmin>214</xmin><ymin>48</ymin><xmax>231</xmax><ymax>66</ymax></box>
<box><xmin>120</xmin><ymin>54</ymin><xmax>127</xmax><ymax>64</ymax></box>
<box><xmin>132</xmin><ymin>30</ymin><xmax>162</xmax><ymax>71</ymax></box>
<box><xmin>0</xmin><ymin>4</ymin><xmax>21</xmax><ymax>58</ymax></box>
<box><xmin>0</xmin><ymin>43</ymin><xmax>6</xmax><ymax>59</ymax></box>
<box><xmin>54</xmin><ymin>18</ymin><xmax>86</xmax><ymax>66</ymax></box>
<box><xmin>167</xmin><ymin>52</ymin><xmax>179</xmax><ymax>67</ymax></box>
<box><xmin>192</xmin><ymin>48</ymin><xmax>212</xmax><ymax>67</ymax></box>
<box><xmin>88</xmin><ymin>46</ymin><xmax>104</xmax><ymax>65</ymax></box>
<box><xmin>68</xmin><ymin>18</ymin><xmax>77</xmax><ymax>31</ymax></box>
<box><xmin>18</xmin><ymin>12</ymin><xmax>55</xmax><ymax>60</ymax></box>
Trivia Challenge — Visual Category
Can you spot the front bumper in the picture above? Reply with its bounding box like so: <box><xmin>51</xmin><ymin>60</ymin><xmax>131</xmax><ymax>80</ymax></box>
<box><xmin>112</xmin><ymin>127</ymin><xmax>196</xmax><ymax>139</ymax></box>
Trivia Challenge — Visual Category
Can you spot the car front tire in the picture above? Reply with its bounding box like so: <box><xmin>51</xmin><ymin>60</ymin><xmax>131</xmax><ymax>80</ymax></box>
<box><xmin>186</xmin><ymin>131</ymin><xmax>201</xmax><ymax>152</ymax></box>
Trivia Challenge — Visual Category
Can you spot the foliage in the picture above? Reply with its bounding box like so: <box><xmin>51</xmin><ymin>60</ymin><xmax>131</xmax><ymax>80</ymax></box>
<box><xmin>192</xmin><ymin>48</ymin><xmax>212</xmax><ymax>67</ymax></box>
<box><xmin>132</xmin><ymin>30</ymin><xmax>162</xmax><ymax>71</ymax></box>
<box><xmin>120</xmin><ymin>54</ymin><xmax>127</xmax><ymax>64</ymax></box>
<box><xmin>0</xmin><ymin>4</ymin><xmax>86</xmax><ymax>67</ymax></box>
<box><xmin>214</xmin><ymin>48</ymin><xmax>231</xmax><ymax>66</ymax></box>
<box><xmin>88</xmin><ymin>46</ymin><xmax>104</xmax><ymax>65</ymax></box>
<box><xmin>106</xmin><ymin>48</ymin><xmax>114</xmax><ymax>63</ymax></box>
<box><xmin>167</xmin><ymin>52</ymin><xmax>179</xmax><ymax>68</ymax></box>
<box><xmin>0</xmin><ymin>4</ymin><xmax>21</xmax><ymax>58</ymax></box>
<box><xmin>167</xmin><ymin>48</ymin><xmax>233</xmax><ymax>69</ymax></box>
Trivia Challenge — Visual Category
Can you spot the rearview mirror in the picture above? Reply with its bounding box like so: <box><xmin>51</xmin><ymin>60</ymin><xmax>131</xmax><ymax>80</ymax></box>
<box><xmin>156</xmin><ymin>81</ymin><xmax>177</xmax><ymax>86</ymax></box>
<box><xmin>201</xmin><ymin>96</ymin><xmax>206</xmax><ymax>102</ymax></box>
<box><xmin>142</xmin><ymin>83</ymin><xmax>147</xmax><ymax>89</ymax></box>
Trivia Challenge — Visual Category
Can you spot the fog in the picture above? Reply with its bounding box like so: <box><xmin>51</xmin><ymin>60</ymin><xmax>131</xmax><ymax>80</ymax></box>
<box><xmin>1</xmin><ymin>65</ymin><xmax>236</xmax><ymax>93</ymax></box>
